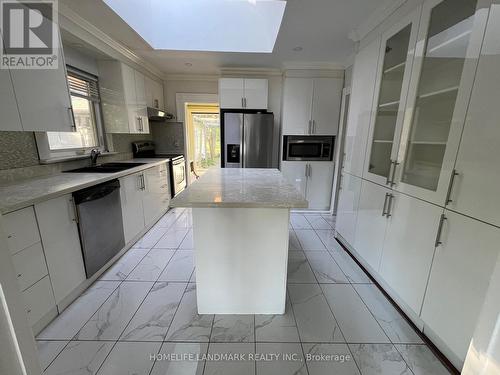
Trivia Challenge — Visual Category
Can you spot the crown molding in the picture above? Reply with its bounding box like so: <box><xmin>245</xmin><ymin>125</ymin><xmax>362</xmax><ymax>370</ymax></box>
<box><xmin>164</xmin><ymin>73</ymin><xmax>220</xmax><ymax>81</ymax></box>
<box><xmin>220</xmin><ymin>67</ymin><xmax>283</xmax><ymax>77</ymax></box>
<box><xmin>57</xmin><ymin>2</ymin><xmax>164</xmax><ymax>80</ymax></box>
<box><xmin>349</xmin><ymin>0</ymin><xmax>407</xmax><ymax>42</ymax></box>
<box><xmin>282</xmin><ymin>61</ymin><xmax>346</xmax><ymax>71</ymax></box>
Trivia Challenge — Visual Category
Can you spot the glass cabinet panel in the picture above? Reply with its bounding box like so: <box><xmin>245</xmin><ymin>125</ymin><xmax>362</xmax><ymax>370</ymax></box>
<box><xmin>368</xmin><ymin>25</ymin><xmax>412</xmax><ymax>178</ymax></box>
<box><xmin>401</xmin><ymin>0</ymin><xmax>478</xmax><ymax>191</ymax></box>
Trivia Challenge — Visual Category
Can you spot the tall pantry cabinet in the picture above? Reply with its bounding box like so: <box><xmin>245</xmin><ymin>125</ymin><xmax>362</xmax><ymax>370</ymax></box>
<box><xmin>335</xmin><ymin>0</ymin><xmax>500</xmax><ymax>369</ymax></box>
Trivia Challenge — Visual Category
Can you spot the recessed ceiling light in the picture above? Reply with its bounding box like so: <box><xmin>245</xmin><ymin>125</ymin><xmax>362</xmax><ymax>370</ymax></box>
<box><xmin>185</xmin><ymin>62</ymin><xmax>193</xmax><ymax>67</ymax></box>
<box><xmin>293</xmin><ymin>46</ymin><xmax>303</xmax><ymax>52</ymax></box>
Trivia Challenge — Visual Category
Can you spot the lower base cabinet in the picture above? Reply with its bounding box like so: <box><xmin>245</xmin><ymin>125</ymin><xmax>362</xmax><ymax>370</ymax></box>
<box><xmin>420</xmin><ymin>210</ymin><xmax>500</xmax><ymax>365</ymax></box>
<box><xmin>22</xmin><ymin>276</ymin><xmax>56</xmax><ymax>328</ymax></box>
<box><xmin>121</xmin><ymin>163</ymin><xmax>171</xmax><ymax>243</ymax></box>
<box><xmin>354</xmin><ymin>180</ymin><xmax>391</xmax><ymax>271</ymax></box>
<box><xmin>120</xmin><ymin>172</ymin><xmax>147</xmax><ymax>243</ymax></box>
<box><xmin>379</xmin><ymin>192</ymin><xmax>443</xmax><ymax>314</ymax></box>
<box><xmin>142</xmin><ymin>164</ymin><xmax>170</xmax><ymax>224</ymax></box>
<box><xmin>281</xmin><ymin>161</ymin><xmax>334</xmax><ymax>210</ymax></box>
<box><xmin>35</xmin><ymin>195</ymin><xmax>86</xmax><ymax>304</ymax></box>
<box><xmin>335</xmin><ymin>172</ymin><xmax>362</xmax><ymax>245</ymax></box>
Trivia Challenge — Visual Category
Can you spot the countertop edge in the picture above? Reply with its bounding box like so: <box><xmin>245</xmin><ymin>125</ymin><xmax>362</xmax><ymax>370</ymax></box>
<box><xmin>169</xmin><ymin>201</ymin><xmax>309</xmax><ymax>209</ymax></box>
<box><xmin>0</xmin><ymin>158</ymin><xmax>171</xmax><ymax>214</ymax></box>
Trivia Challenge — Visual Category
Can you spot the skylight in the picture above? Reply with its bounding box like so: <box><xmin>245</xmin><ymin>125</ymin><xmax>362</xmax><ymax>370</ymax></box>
<box><xmin>103</xmin><ymin>0</ymin><xmax>287</xmax><ymax>53</ymax></box>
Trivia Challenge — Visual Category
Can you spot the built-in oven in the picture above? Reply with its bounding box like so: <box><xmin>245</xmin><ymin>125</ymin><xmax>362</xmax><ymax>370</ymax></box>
<box><xmin>170</xmin><ymin>155</ymin><xmax>187</xmax><ymax>197</ymax></box>
<box><xmin>283</xmin><ymin>135</ymin><xmax>335</xmax><ymax>161</ymax></box>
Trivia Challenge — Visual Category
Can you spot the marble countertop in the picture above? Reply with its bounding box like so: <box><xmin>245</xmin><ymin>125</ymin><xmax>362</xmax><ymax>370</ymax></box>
<box><xmin>170</xmin><ymin>168</ymin><xmax>308</xmax><ymax>209</ymax></box>
<box><xmin>0</xmin><ymin>158</ymin><xmax>170</xmax><ymax>214</ymax></box>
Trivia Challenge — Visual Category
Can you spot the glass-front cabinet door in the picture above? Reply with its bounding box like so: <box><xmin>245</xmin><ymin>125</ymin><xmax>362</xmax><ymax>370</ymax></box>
<box><xmin>394</xmin><ymin>0</ymin><xmax>490</xmax><ymax>205</ymax></box>
<box><xmin>364</xmin><ymin>10</ymin><xmax>420</xmax><ymax>186</ymax></box>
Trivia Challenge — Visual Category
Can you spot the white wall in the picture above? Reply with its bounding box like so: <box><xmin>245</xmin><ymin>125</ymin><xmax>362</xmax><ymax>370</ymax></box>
<box><xmin>63</xmin><ymin>46</ymin><xmax>99</xmax><ymax>75</ymax></box>
<box><xmin>162</xmin><ymin>75</ymin><xmax>283</xmax><ymax>167</ymax></box>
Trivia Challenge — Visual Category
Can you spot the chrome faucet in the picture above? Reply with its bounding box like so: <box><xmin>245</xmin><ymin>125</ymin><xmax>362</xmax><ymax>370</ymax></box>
<box><xmin>90</xmin><ymin>149</ymin><xmax>101</xmax><ymax>166</ymax></box>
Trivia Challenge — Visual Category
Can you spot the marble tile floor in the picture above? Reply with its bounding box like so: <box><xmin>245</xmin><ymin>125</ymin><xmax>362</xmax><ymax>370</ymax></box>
<box><xmin>36</xmin><ymin>209</ymin><xmax>453</xmax><ymax>375</ymax></box>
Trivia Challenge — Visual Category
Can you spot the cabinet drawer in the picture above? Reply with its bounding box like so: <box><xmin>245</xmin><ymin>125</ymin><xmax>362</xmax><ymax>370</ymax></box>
<box><xmin>4</xmin><ymin>206</ymin><xmax>41</xmax><ymax>255</ymax></box>
<box><xmin>12</xmin><ymin>242</ymin><xmax>48</xmax><ymax>292</ymax></box>
<box><xmin>22</xmin><ymin>276</ymin><xmax>56</xmax><ymax>327</ymax></box>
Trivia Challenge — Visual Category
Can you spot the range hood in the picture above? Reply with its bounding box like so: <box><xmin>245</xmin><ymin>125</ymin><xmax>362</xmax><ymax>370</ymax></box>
<box><xmin>147</xmin><ymin>107</ymin><xmax>175</xmax><ymax>121</ymax></box>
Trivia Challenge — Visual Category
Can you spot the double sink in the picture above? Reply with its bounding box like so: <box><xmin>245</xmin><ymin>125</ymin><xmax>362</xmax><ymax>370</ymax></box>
<box><xmin>64</xmin><ymin>162</ymin><xmax>147</xmax><ymax>173</ymax></box>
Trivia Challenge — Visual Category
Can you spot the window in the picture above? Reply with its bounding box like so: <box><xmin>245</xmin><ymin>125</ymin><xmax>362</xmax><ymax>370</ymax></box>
<box><xmin>36</xmin><ymin>67</ymin><xmax>106</xmax><ymax>161</ymax></box>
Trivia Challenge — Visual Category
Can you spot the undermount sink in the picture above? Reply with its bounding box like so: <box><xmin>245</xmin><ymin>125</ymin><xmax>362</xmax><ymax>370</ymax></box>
<box><xmin>63</xmin><ymin>162</ymin><xmax>147</xmax><ymax>173</ymax></box>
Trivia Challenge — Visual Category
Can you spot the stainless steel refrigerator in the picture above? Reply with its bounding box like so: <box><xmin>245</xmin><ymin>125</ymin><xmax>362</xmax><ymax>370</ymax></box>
<box><xmin>223</xmin><ymin>111</ymin><xmax>277</xmax><ymax>168</ymax></box>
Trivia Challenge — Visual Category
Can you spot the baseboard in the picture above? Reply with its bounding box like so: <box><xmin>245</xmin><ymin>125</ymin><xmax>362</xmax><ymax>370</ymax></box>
<box><xmin>334</xmin><ymin>234</ymin><xmax>460</xmax><ymax>375</ymax></box>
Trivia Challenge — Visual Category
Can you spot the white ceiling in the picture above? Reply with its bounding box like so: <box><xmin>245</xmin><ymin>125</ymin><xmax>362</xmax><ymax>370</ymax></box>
<box><xmin>60</xmin><ymin>0</ymin><xmax>389</xmax><ymax>75</ymax></box>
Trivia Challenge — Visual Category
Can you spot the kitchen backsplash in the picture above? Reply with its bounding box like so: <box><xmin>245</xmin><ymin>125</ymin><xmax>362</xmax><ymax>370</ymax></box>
<box><xmin>0</xmin><ymin>131</ymin><xmax>153</xmax><ymax>184</ymax></box>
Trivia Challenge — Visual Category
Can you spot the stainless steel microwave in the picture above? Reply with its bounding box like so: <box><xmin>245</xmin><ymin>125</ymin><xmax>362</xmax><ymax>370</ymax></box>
<box><xmin>283</xmin><ymin>135</ymin><xmax>335</xmax><ymax>161</ymax></box>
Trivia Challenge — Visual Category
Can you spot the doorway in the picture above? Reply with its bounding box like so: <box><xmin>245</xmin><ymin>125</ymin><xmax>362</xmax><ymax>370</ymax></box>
<box><xmin>185</xmin><ymin>103</ymin><xmax>220</xmax><ymax>178</ymax></box>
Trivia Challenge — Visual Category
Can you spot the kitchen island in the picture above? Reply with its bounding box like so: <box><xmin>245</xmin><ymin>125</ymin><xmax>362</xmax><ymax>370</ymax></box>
<box><xmin>170</xmin><ymin>168</ymin><xmax>308</xmax><ymax>314</ymax></box>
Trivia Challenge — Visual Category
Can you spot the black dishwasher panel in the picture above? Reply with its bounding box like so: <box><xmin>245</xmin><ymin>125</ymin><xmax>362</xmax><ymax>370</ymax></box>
<box><xmin>73</xmin><ymin>179</ymin><xmax>125</xmax><ymax>278</ymax></box>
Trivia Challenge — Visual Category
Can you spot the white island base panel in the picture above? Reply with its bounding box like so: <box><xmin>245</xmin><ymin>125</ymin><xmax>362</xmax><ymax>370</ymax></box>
<box><xmin>192</xmin><ymin>207</ymin><xmax>290</xmax><ymax>314</ymax></box>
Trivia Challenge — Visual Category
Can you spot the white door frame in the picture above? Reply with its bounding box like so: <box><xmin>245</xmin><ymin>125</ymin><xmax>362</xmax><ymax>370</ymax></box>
<box><xmin>175</xmin><ymin>93</ymin><xmax>219</xmax><ymax>185</ymax></box>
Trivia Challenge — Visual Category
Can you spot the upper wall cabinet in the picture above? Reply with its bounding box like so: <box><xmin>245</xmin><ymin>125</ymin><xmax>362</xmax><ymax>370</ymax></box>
<box><xmin>363</xmin><ymin>10</ymin><xmax>420</xmax><ymax>187</ymax></box>
<box><xmin>0</xmin><ymin>66</ymin><xmax>23</xmax><ymax>131</ymax></box>
<box><xmin>393</xmin><ymin>0</ymin><xmax>489</xmax><ymax>206</ymax></box>
<box><xmin>98</xmin><ymin>61</ymin><xmax>150</xmax><ymax>134</ymax></box>
<box><xmin>219</xmin><ymin>78</ymin><xmax>268</xmax><ymax>109</ymax></box>
<box><xmin>144</xmin><ymin>76</ymin><xmax>164</xmax><ymax>109</ymax></box>
<box><xmin>445</xmin><ymin>4</ymin><xmax>500</xmax><ymax>228</ymax></box>
<box><xmin>282</xmin><ymin>77</ymin><xmax>343</xmax><ymax>135</ymax></box>
<box><xmin>343</xmin><ymin>38</ymin><xmax>382</xmax><ymax>177</ymax></box>
<box><xmin>1</xmin><ymin>25</ymin><xmax>74</xmax><ymax>132</ymax></box>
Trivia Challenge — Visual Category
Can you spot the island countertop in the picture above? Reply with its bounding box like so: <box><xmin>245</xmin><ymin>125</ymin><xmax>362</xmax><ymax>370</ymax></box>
<box><xmin>170</xmin><ymin>168</ymin><xmax>308</xmax><ymax>209</ymax></box>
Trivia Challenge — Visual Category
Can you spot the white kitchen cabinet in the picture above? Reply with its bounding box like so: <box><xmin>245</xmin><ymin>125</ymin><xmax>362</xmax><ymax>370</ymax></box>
<box><xmin>393</xmin><ymin>0</ymin><xmax>490</xmax><ymax>206</ymax></box>
<box><xmin>131</xmin><ymin>70</ymin><xmax>149</xmax><ymax>134</ymax></box>
<box><xmin>219</xmin><ymin>78</ymin><xmax>268</xmax><ymax>109</ymax></box>
<box><xmin>280</xmin><ymin>161</ymin><xmax>307</xmax><ymax>198</ymax></box>
<box><xmin>120</xmin><ymin>171</ymin><xmax>146</xmax><ymax>243</ymax></box>
<box><xmin>421</xmin><ymin>210</ymin><xmax>500</xmax><ymax>365</ymax></box>
<box><xmin>335</xmin><ymin>172</ymin><xmax>362</xmax><ymax>246</ymax></box>
<box><xmin>98</xmin><ymin>61</ymin><xmax>149</xmax><ymax>134</ymax></box>
<box><xmin>311</xmin><ymin>78</ymin><xmax>343</xmax><ymax>135</ymax></box>
<box><xmin>35</xmin><ymin>195</ymin><xmax>86</xmax><ymax>304</ymax></box>
<box><xmin>142</xmin><ymin>163</ymin><xmax>170</xmax><ymax>225</ymax></box>
<box><xmin>145</xmin><ymin>75</ymin><xmax>164</xmax><ymax>109</ymax></box>
<box><xmin>282</xmin><ymin>77</ymin><xmax>342</xmax><ymax>135</ymax></box>
<box><xmin>379</xmin><ymin>192</ymin><xmax>443</xmax><ymax>314</ymax></box>
<box><xmin>11</xmin><ymin>242</ymin><xmax>48</xmax><ymax>292</ymax></box>
<box><xmin>3</xmin><ymin>207</ymin><xmax>41</xmax><ymax>255</ymax></box>
<box><xmin>281</xmin><ymin>78</ymin><xmax>313</xmax><ymax>135</ymax></box>
<box><xmin>363</xmin><ymin>10</ymin><xmax>420</xmax><ymax>186</ymax></box>
<box><xmin>446</xmin><ymin>4</ymin><xmax>500</xmax><ymax>227</ymax></box>
<box><xmin>22</xmin><ymin>276</ymin><xmax>56</xmax><ymax>328</ymax></box>
<box><xmin>306</xmin><ymin>162</ymin><xmax>335</xmax><ymax>210</ymax></box>
<box><xmin>0</xmin><ymin>66</ymin><xmax>23</xmax><ymax>131</ymax></box>
<box><xmin>9</xmin><ymin>29</ymin><xmax>74</xmax><ymax>132</ymax></box>
<box><xmin>343</xmin><ymin>37</ymin><xmax>382</xmax><ymax>177</ymax></box>
<box><xmin>354</xmin><ymin>180</ymin><xmax>391</xmax><ymax>271</ymax></box>
<box><xmin>281</xmin><ymin>161</ymin><xmax>334</xmax><ymax>211</ymax></box>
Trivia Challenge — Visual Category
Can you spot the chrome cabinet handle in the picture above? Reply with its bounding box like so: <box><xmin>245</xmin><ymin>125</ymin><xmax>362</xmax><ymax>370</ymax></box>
<box><xmin>241</xmin><ymin>98</ymin><xmax>245</xmax><ymax>108</ymax></box>
<box><xmin>244</xmin><ymin>97</ymin><xmax>247</xmax><ymax>107</ymax></box>
<box><xmin>312</xmin><ymin>119</ymin><xmax>316</xmax><ymax>134</ymax></box>
<box><xmin>386</xmin><ymin>160</ymin><xmax>393</xmax><ymax>185</ymax></box>
<box><xmin>390</xmin><ymin>161</ymin><xmax>399</xmax><ymax>187</ymax></box>
<box><xmin>308</xmin><ymin>164</ymin><xmax>312</xmax><ymax>178</ymax></box>
<box><xmin>69</xmin><ymin>198</ymin><xmax>79</xmax><ymax>223</ymax></box>
<box><xmin>382</xmin><ymin>193</ymin><xmax>390</xmax><ymax>216</ymax></box>
<box><xmin>445</xmin><ymin>169</ymin><xmax>459</xmax><ymax>205</ymax></box>
<box><xmin>434</xmin><ymin>214</ymin><xmax>447</xmax><ymax>247</ymax></box>
<box><xmin>386</xmin><ymin>194</ymin><xmax>394</xmax><ymax>217</ymax></box>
